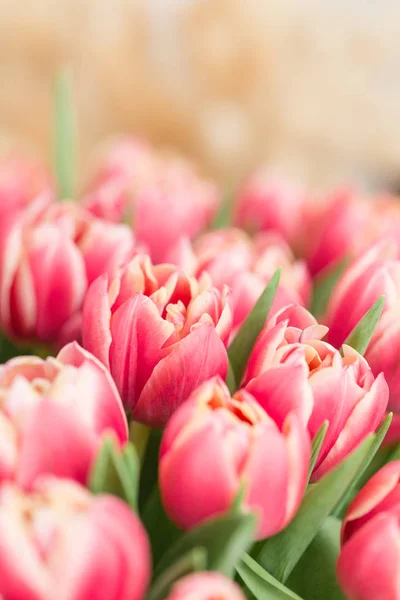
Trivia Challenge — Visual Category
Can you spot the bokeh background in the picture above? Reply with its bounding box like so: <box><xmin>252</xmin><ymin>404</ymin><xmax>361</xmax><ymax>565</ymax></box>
<box><xmin>1</xmin><ymin>0</ymin><xmax>400</xmax><ymax>191</ymax></box>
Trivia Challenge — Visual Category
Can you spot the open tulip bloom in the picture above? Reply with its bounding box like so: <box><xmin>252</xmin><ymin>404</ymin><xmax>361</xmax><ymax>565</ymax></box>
<box><xmin>0</xmin><ymin>140</ymin><xmax>399</xmax><ymax>600</ymax></box>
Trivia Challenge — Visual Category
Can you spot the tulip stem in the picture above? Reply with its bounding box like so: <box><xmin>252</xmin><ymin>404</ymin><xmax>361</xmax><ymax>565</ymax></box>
<box><xmin>130</xmin><ymin>421</ymin><xmax>151</xmax><ymax>465</ymax></box>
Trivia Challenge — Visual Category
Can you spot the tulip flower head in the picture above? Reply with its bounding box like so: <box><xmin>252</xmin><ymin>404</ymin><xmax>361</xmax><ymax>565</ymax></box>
<box><xmin>234</xmin><ymin>168</ymin><xmax>305</xmax><ymax>247</ymax></box>
<box><xmin>159</xmin><ymin>376</ymin><xmax>310</xmax><ymax>539</ymax></box>
<box><xmin>0</xmin><ymin>201</ymin><xmax>136</xmax><ymax>348</ymax></box>
<box><xmin>244</xmin><ymin>305</ymin><xmax>389</xmax><ymax>480</ymax></box>
<box><xmin>0</xmin><ymin>342</ymin><xmax>128</xmax><ymax>488</ymax></box>
<box><xmin>326</xmin><ymin>238</ymin><xmax>400</xmax><ymax>349</ymax></box>
<box><xmin>193</xmin><ymin>228</ymin><xmax>311</xmax><ymax>328</ymax></box>
<box><xmin>83</xmin><ymin>136</ymin><xmax>220</xmax><ymax>262</ymax></box>
<box><xmin>165</xmin><ymin>572</ymin><xmax>246</xmax><ymax>600</ymax></box>
<box><xmin>0</xmin><ymin>477</ymin><xmax>150</xmax><ymax>600</ymax></box>
<box><xmin>337</xmin><ymin>461</ymin><xmax>400</xmax><ymax>600</ymax></box>
<box><xmin>83</xmin><ymin>255</ymin><xmax>232</xmax><ymax>426</ymax></box>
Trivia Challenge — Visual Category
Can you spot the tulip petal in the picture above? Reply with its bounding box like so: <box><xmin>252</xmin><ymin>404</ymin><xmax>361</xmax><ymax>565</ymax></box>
<box><xmin>337</xmin><ymin>513</ymin><xmax>400</xmax><ymax>600</ymax></box>
<box><xmin>0</xmin><ymin>488</ymin><xmax>50</xmax><ymax>600</ymax></box>
<box><xmin>160</xmin><ymin>418</ymin><xmax>237</xmax><ymax>529</ymax></box>
<box><xmin>17</xmin><ymin>398</ymin><xmax>97</xmax><ymax>489</ymax></box>
<box><xmin>82</xmin><ymin>274</ymin><xmax>113</xmax><ymax>369</ymax></box>
<box><xmin>57</xmin><ymin>342</ymin><xmax>128</xmax><ymax>442</ymax></box>
<box><xmin>134</xmin><ymin>325</ymin><xmax>228</xmax><ymax>426</ymax></box>
<box><xmin>245</xmin><ymin>363</ymin><xmax>313</xmax><ymax>428</ymax></box>
<box><xmin>109</xmin><ymin>292</ymin><xmax>174</xmax><ymax>411</ymax></box>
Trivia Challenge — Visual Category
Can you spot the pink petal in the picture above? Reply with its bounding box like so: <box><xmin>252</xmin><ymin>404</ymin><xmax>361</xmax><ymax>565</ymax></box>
<box><xmin>17</xmin><ymin>398</ymin><xmax>97</xmax><ymax>489</ymax></box>
<box><xmin>134</xmin><ymin>325</ymin><xmax>228</xmax><ymax>426</ymax></box>
<box><xmin>109</xmin><ymin>293</ymin><xmax>174</xmax><ymax>411</ymax></box>
<box><xmin>82</xmin><ymin>274</ymin><xmax>113</xmax><ymax>369</ymax></box>
<box><xmin>160</xmin><ymin>418</ymin><xmax>237</xmax><ymax>529</ymax></box>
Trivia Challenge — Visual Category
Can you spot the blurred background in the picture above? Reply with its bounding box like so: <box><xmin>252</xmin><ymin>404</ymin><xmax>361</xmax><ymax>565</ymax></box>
<box><xmin>1</xmin><ymin>0</ymin><xmax>400</xmax><ymax>192</ymax></box>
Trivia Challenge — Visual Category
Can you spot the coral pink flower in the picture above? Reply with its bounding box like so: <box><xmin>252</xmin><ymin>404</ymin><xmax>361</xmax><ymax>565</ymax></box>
<box><xmin>365</xmin><ymin>307</ymin><xmax>400</xmax><ymax>445</ymax></box>
<box><xmin>159</xmin><ymin>376</ymin><xmax>310</xmax><ymax>540</ymax></box>
<box><xmin>0</xmin><ymin>154</ymin><xmax>53</xmax><ymax>214</ymax></box>
<box><xmin>0</xmin><ymin>477</ymin><xmax>150</xmax><ymax>600</ymax></box>
<box><xmin>193</xmin><ymin>228</ymin><xmax>311</xmax><ymax>329</ymax></box>
<box><xmin>243</xmin><ymin>305</ymin><xmax>389</xmax><ymax>480</ymax></box>
<box><xmin>165</xmin><ymin>572</ymin><xmax>246</xmax><ymax>600</ymax></box>
<box><xmin>0</xmin><ymin>202</ymin><xmax>136</xmax><ymax>347</ymax></box>
<box><xmin>337</xmin><ymin>461</ymin><xmax>400</xmax><ymax>600</ymax></box>
<box><xmin>83</xmin><ymin>255</ymin><xmax>232</xmax><ymax>426</ymax></box>
<box><xmin>305</xmin><ymin>189</ymin><xmax>374</xmax><ymax>277</ymax></box>
<box><xmin>326</xmin><ymin>238</ymin><xmax>400</xmax><ymax>349</ymax></box>
<box><xmin>234</xmin><ymin>169</ymin><xmax>305</xmax><ymax>247</ymax></box>
<box><xmin>0</xmin><ymin>342</ymin><xmax>128</xmax><ymax>489</ymax></box>
<box><xmin>83</xmin><ymin>136</ymin><xmax>220</xmax><ymax>262</ymax></box>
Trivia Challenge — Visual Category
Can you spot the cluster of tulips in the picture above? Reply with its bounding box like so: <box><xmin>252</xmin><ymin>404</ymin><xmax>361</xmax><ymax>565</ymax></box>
<box><xmin>1</xmin><ymin>136</ymin><xmax>400</xmax><ymax>600</ymax></box>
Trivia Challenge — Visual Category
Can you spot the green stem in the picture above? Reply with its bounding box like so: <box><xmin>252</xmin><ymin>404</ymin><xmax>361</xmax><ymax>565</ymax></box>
<box><xmin>129</xmin><ymin>421</ymin><xmax>151</xmax><ymax>465</ymax></box>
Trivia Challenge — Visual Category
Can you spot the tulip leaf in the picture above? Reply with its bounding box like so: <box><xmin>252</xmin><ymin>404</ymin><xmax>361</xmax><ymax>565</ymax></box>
<box><xmin>212</xmin><ymin>191</ymin><xmax>233</xmax><ymax>229</ymax></box>
<box><xmin>142</xmin><ymin>486</ymin><xmax>182</xmax><ymax>566</ymax></box>
<box><xmin>237</xmin><ymin>553</ymin><xmax>304</xmax><ymax>600</ymax></box>
<box><xmin>389</xmin><ymin>443</ymin><xmax>400</xmax><ymax>461</ymax></box>
<box><xmin>155</xmin><ymin>511</ymin><xmax>257</xmax><ymax>579</ymax></box>
<box><xmin>147</xmin><ymin>547</ymin><xmax>207</xmax><ymax>600</ymax></box>
<box><xmin>228</xmin><ymin>269</ymin><xmax>281</xmax><ymax>388</ymax></box>
<box><xmin>226</xmin><ymin>358</ymin><xmax>237</xmax><ymax>394</ymax></box>
<box><xmin>139</xmin><ymin>428</ymin><xmax>163</xmax><ymax>511</ymax></box>
<box><xmin>332</xmin><ymin>413</ymin><xmax>392</xmax><ymax>518</ymax></box>
<box><xmin>343</xmin><ymin>296</ymin><xmax>385</xmax><ymax>356</ymax></box>
<box><xmin>286</xmin><ymin>517</ymin><xmax>345</xmax><ymax>600</ymax></box>
<box><xmin>253</xmin><ymin>432</ymin><xmax>382</xmax><ymax>583</ymax></box>
<box><xmin>88</xmin><ymin>436</ymin><xmax>140</xmax><ymax>511</ymax></box>
<box><xmin>308</xmin><ymin>421</ymin><xmax>329</xmax><ymax>480</ymax></box>
<box><xmin>54</xmin><ymin>67</ymin><xmax>76</xmax><ymax>199</ymax></box>
<box><xmin>311</xmin><ymin>260</ymin><xmax>347</xmax><ymax>318</ymax></box>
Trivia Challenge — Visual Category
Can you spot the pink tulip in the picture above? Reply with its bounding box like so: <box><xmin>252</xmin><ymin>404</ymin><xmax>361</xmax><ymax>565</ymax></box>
<box><xmin>234</xmin><ymin>169</ymin><xmax>305</xmax><ymax>247</ymax></box>
<box><xmin>0</xmin><ymin>341</ymin><xmax>128</xmax><ymax>489</ymax></box>
<box><xmin>82</xmin><ymin>254</ymin><xmax>232</xmax><ymax>426</ymax></box>
<box><xmin>83</xmin><ymin>137</ymin><xmax>220</xmax><ymax>262</ymax></box>
<box><xmin>364</xmin><ymin>307</ymin><xmax>400</xmax><ymax>445</ymax></box>
<box><xmin>0</xmin><ymin>477</ymin><xmax>150</xmax><ymax>600</ymax></box>
<box><xmin>42</xmin><ymin>202</ymin><xmax>137</xmax><ymax>285</ymax></box>
<box><xmin>165</xmin><ymin>572</ymin><xmax>246</xmax><ymax>600</ymax></box>
<box><xmin>193</xmin><ymin>228</ymin><xmax>311</xmax><ymax>329</ymax></box>
<box><xmin>326</xmin><ymin>238</ymin><xmax>400</xmax><ymax>349</ymax></box>
<box><xmin>337</xmin><ymin>461</ymin><xmax>400</xmax><ymax>600</ymax></box>
<box><xmin>306</xmin><ymin>189</ymin><xmax>374</xmax><ymax>277</ymax></box>
<box><xmin>243</xmin><ymin>304</ymin><xmax>389</xmax><ymax>480</ymax></box>
<box><xmin>159</xmin><ymin>376</ymin><xmax>310</xmax><ymax>540</ymax></box>
<box><xmin>0</xmin><ymin>154</ymin><xmax>53</xmax><ymax>214</ymax></box>
<box><xmin>0</xmin><ymin>202</ymin><xmax>136</xmax><ymax>347</ymax></box>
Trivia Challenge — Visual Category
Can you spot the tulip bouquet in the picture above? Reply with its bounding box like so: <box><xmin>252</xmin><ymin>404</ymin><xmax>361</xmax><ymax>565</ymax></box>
<box><xmin>1</xmin><ymin>80</ymin><xmax>400</xmax><ymax>600</ymax></box>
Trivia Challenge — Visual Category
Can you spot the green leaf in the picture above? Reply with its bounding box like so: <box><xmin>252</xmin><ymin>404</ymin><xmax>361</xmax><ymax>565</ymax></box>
<box><xmin>228</xmin><ymin>269</ymin><xmax>281</xmax><ymax>388</ymax></box>
<box><xmin>226</xmin><ymin>359</ymin><xmax>237</xmax><ymax>394</ymax></box>
<box><xmin>54</xmin><ymin>68</ymin><xmax>76</xmax><ymax>199</ymax></box>
<box><xmin>129</xmin><ymin>421</ymin><xmax>151</xmax><ymax>464</ymax></box>
<box><xmin>343</xmin><ymin>296</ymin><xmax>385</xmax><ymax>356</ymax></box>
<box><xmin>212</xmin><ymin>189</ymin><xmax>234</xmax><ymax>229</ymax></box>
<box><xmin>308</xmin><ymin>421</ymin><xmax>329</xmax><ymax>480</ymax></box>
<box><xmin>155</xmin><ymin>511</ymin><xmax>257</xmax><ymax>578</ymax></box>
<box><xmin>286</xmin><ymin>517</ymin><xmax>345</xmax><ymax>600</ymax></box>
<box><xmin>142</xmin><ymin>486</ymin><xmax>182</xmax><ymax>566</ymax></box>
<box><xmin>139</xmin><ymin>428</ymin><xmax>163</xmax><ymax>511</ymax></box>
<box><xmin>88</xmin><ymin>436</ymin><xmax>140</xmax><ymax>511</ymax></box>
<box><xmin>254</xmin><ymin>432</ymin><xmax>383</xmax><ymax>583</ymax></box>
<box><xmin>237</xmin><ymin>553</ymin><xmax>304</xmax><ymax>600</ymax></box>
<box><xmin>332</xmin><ymin>413</ymin><xmax>392</xmax><ymax>518</ymax></box>
<box><xmin>311</xmin><ymin>260</ymin><xmax>347</xmax><ymax>318</ymax></box>
<box><xmin>389</xmin><ymin>444</ymin><xmax>400</xmax><ymax>461</ymax></box>
<box><xmin>147</xmin><ymin>547</ymin><xmax>207</xmax><ymax>600</ymax></box>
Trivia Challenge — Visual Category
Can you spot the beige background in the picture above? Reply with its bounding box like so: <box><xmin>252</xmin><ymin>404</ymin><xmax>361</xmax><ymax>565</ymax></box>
<box><xmin>1</xmin><ymin>0</ymin><xmax>400</xmax><ymax>191</ymax></box>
